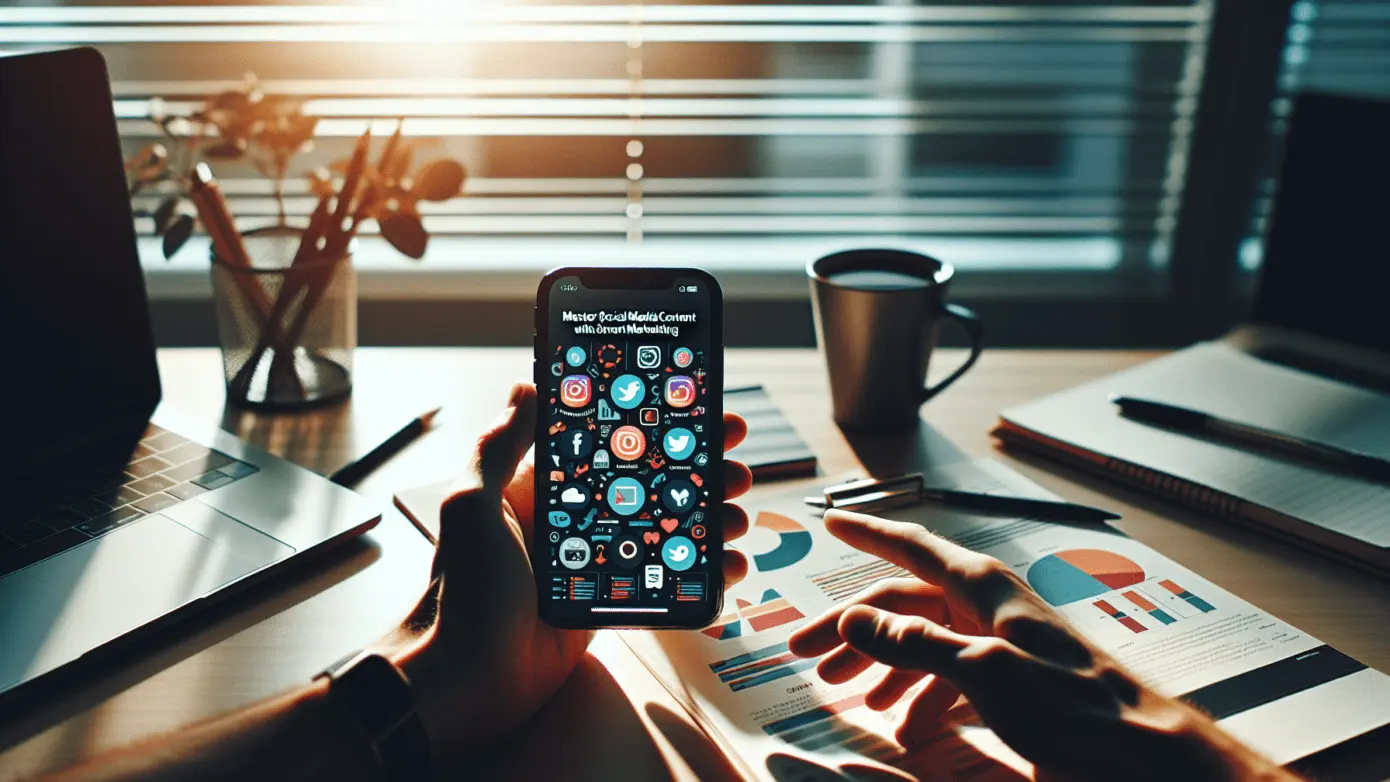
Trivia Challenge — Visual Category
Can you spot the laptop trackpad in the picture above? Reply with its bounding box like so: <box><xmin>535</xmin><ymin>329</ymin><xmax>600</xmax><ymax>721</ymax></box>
<box><xmin>0</xmin><ymin>509</ymin><xmax>291</xmax><ymax>692</ymax></box>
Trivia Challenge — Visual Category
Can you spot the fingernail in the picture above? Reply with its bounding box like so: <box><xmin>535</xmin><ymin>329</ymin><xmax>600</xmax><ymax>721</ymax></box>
<box><xmin>507</xmin><ymin>383</ymin><xmax>525</xmax><ymax>407</ymax></box>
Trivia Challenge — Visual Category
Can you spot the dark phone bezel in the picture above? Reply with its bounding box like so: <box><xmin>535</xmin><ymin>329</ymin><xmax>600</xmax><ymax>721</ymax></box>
<box><xmin>533</xmin><ymin>266</ymin><xmax>725</xmax><ymax>630</ymax></box>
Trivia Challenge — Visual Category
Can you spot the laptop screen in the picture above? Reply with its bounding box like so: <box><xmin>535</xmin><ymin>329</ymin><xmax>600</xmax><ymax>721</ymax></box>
<box><xmin>0</xmin><ymin>48</ymin><xmax>160</xmax><ymax>472</ymax></box>
<box><xmin>1251</xmin><ymin>92</ymin><xmax>1390</xmax><ymax>355</ymax></box>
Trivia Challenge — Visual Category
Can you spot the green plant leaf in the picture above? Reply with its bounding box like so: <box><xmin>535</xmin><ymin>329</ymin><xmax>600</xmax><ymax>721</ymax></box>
<box><xmin>410</xmin><ymin>160</ymin><xmax>465</xmax><ymax>201</ymax></box>
<box><xmin>379</xmin><ymin>211</ymin><xmax>428</xmax><ymax>259</ymax></box>
<box><xmin>162</xmin><ymin>213</ymin><xmax>195</xmax><ymax>260</ymax></box>
<box><xmin>153</xmin><ymin>196</ymin><xmax>181</xmax><ymax>234</ymax></box>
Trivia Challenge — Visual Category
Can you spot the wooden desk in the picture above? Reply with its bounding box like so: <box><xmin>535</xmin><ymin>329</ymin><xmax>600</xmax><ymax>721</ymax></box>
<box><xmin>2</xmin><ymin>348</ymin><xmax>1388</xmax><ymax>780</ymax></box>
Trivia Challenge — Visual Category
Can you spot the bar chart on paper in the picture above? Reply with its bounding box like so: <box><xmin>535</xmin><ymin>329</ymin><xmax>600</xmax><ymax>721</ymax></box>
<box><xmin>710</xmin><ymin>641</ymin><xmax>818</xmax><ymax>692</ymax></box>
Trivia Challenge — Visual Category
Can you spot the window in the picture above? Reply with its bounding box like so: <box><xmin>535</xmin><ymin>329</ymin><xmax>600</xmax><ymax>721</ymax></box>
<box><xmin>1241</xmin><ymin>0</ymin><xmax>1390</xmax><ymax>272</ymax></box>
<box><xmin>2</xmin><ymin>1</ymin><xmax>1300</xmax><ymax>345</ymax></box>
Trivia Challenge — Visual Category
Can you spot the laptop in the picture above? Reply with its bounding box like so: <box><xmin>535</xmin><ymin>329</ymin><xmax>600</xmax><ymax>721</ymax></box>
<box><xmin>0</xmin><ymin>48</ymin><xmax>381</xmax><ymax>698</ymax></box>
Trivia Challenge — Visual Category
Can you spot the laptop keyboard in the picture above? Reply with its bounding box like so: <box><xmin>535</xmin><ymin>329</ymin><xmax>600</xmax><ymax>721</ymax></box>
<box><xmin>0</xmin><ymin>424</ymin><xmax>259</xmax><ymax>579</ymax></box>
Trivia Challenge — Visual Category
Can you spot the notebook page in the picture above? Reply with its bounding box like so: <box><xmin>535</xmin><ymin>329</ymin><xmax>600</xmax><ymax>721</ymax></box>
<box><xmin>1001</xmin><ymin>343</ymin><xmax>1390</xmax><ymax>548</ymax></box>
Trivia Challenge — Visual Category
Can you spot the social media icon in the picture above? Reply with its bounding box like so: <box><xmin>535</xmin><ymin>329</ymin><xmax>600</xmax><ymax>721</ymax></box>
<box><xmin>592</xmin><ymin>449</ymin><xmax>611</xmax><ymax>469</ymax></box>
<box><xmin>664</xmin><ymin>376</ymin><xmax>696</xmax><ymax>408</ymax></box>
<box><xmin>644</xmin><ymin>564</ymin><xmax>664</xmax><ymax>589</ymax></box>
<box><xmin>560</xmin><ymin>429</ymin><xmax>594</xmax><ymax>459</ymax></box>
<box><xmin>560</xmin><ymin>483</ymin><xmax>590</xmax><ymax>510</ymax></box>
<box><xmin>607</xmin><ymin>477</ymin><xmax>645</xmax><ymax>515</ymax></box>
<box><xmin>610</xmin><ymin>425</ymin><xmax>646</xmax><ymax>461</ymax></box>
<box><xmin>596</xmin><ymin>398</ymin><xmax>620</xmax><ymax>421</ymax></box>
<box><xmin>613</xmin><ymin>534</ymin><xmax>644</xmax><ymax>569</ymax></box>
<box><xmin>661</xmin><ymin>535</ymin><xmax>695</xmax><ymax>572</ymax></box>
<box><xmin>559</xmin><ymin>537</ymin><xmax>591</xmax><ymax>570</ymax></box>
<box><xmin>550</xmin><ymin>362</ymin><xmax>563</xmax><ymax>377</ymax></box>
<box><xmin>611</xmin><ymin>374</ymin><xmax>645</xmax><ymax>409</ymax></box>
<box><xmin>662</xmin><ymin>478</ymin><xmax>696</xmax><ymax>513</ymax></box>
<box><xmin>560</xmin><ymin>375</ymin><xmax>592</xmax><ymax>407</ymax></box>
<box><xmin>549</xmin><ymin>531</ymin><xmax>561</xmax><ymax>543</ymax></box>
<box><xmin>636</xmin><ymin>345</ymin><xmax>661</xmax><ymax>369</ymax></box>
<box><xmin>663</xmin><ymin>427</ymin><xmax>695</xmax><ymax>460</ymax></box>
<box><xmin>579</xmin><ymin>508</ymin><xmax>598</xmax><ymax>530</ymax></box>
<box><xmin>566</xmin><ymin>346</ymin><xmax>587</xmax><ymax>367</ymax></box>
<box><xmin>548</xmin><ymin>510</ymin><xmax>572</xmax><ymax>528</ymax></box>
<box><xmin>693</xmin><ymin>452</ymin><xmax>708</xmax><ymax>467</ymax></box>
<box><xmin>673</xmin><ymin>347</ymin><xmax>694</xmax><ymax>368</ymax></box>
<box><xmin>639</xmin><ymin>407</ymin><xmax>660</xmax><ymax>426</ymax></box>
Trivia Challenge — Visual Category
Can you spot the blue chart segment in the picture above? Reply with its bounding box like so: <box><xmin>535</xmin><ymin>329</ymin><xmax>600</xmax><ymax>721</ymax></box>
<box><xmin>1026</xmin><ymin>549</ymin><xmax>1145</xmax><ymax>607</ymax></box>
<box><xmin>751</xmin><ymin>512</ymin><xmax>814</xmax><ymax>572</ymax></box>
<box><xmin>710</xmin><ymin>642</ymin><xmax>818</xmax><ymax>692</ymax></box>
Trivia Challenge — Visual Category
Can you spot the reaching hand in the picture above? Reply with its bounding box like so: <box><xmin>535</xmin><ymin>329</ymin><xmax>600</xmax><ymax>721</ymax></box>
<box><xmin>788</xmin><ymin>511</ymin><xmax>1295</xmax><ymax>782</ymax></box>
<box><xmin>379</xmin><ymin>383</ymin><xmax>755</xmax><ymax>755</ymax></box>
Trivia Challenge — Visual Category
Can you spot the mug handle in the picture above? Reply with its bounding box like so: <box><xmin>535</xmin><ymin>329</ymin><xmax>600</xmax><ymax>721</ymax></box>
<box><xmin>920</xmin><ymin>303</ymin><xmax>984</xmax><ymax>404</ymax></box>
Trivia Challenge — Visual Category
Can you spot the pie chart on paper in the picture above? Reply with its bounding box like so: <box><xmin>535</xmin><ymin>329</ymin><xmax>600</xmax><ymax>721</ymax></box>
<box><xmin>1026</xmin><ymin>549</ymin><xmax>1145</xmax><ymax>607</ymax></box>
<box><xmin>749</xmin><ymin>512</ymin><xmax>813</xmax><ymax>572</ymax></box>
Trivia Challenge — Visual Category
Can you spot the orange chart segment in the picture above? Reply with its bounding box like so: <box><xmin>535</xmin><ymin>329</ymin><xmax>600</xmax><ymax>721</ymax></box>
<box><xmin>1055</xmin><ymin>549</ymin><xmax>1145</xmax><ymax>591</ymax></box>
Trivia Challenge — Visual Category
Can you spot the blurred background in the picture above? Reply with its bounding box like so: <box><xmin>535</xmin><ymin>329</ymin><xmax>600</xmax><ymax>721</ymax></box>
<box><xmin>2</xmin><ymin>0</ymin><xmax>1387</xmax><ymax>346</ymax></box>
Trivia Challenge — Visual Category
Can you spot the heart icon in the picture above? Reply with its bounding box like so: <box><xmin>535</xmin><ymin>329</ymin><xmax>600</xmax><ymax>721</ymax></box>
<box><xmin>660</xmin><ymin>517</ymin><xmax>679</xmax><ymax>533</ymax></box>
<box><xmin>643</xmin><ymin>531</ymin><xmax>661</xmax><ymax>545</ymax></box>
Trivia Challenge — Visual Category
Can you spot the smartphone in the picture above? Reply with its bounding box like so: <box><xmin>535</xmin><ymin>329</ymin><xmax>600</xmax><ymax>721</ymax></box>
<box><xmin>534</xmin><ymin>267</ymin><xmax>724</xmax><ymax>629</ymax></box>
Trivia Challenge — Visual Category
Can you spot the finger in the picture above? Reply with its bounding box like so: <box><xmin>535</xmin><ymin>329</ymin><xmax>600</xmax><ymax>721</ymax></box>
<box><xmin>722</xmin><ymin>412</ymin><xmax>748</xmax><ymax>452</ymax></box>
<box><xmin>788</xmin><ymin>580</ymin><xmax>948</xmax><ymax>658</ymax></box>
<box><xmin>823</xmin><ymin>510</ymin><xmax>972</xmax><ymax>586</ymax></box>
<box><xmin>721</xmin><ymin>502</ymin><xmax>750</xmax><ymax>542</ymax></box>
<box><xmin>724</xmin><ymin>460</ymin><xmax>753</xmax><ymax>501</ymax></box>
<box><xmin>838</xmin><ymin>605</ymin><xmax>972</xmax><ymax>674</ymax></box>
<box><xmin>501</xmin><ymin>453</ymin><xmax>536</xmax><ymax>531</ymax></box>
<box><xmin>864</xmin><ymin>668</ymin><xmax>928</xmax><ymax>711</ymax></box>
<box><xmin>722</xmin><ymin>549</ymin><xmax>748</xmax><ymax>588</ymax></box>
<box><xmin>473</xmin><ymin>383</ymin><xmax>538</xmax><ymax>492</ymax></box>
<box><xmin>895</xmin><ymin>676</ymin><xmax>963</xmax><ymax>746</ymax></box>
<box><xmin>815</xmin><ymin>644</ymin><xmax>876</xmax><ymax>685</ymax></box>
<box><xmin>440</xmin><ymin>384</ymin><xmax>538</xmax><ymax>544</ymax></box>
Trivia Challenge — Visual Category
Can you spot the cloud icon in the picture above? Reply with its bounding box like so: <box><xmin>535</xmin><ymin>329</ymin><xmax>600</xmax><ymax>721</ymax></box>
<box><xmin>561</xmin><ymin>486</ymin><xmax>586</xmax><ymax>505</ymax></box>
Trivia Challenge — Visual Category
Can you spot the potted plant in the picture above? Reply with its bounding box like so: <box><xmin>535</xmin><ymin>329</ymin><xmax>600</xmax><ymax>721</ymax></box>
<box><xmin>126</xmin><ymin>78</ymin><xmax>465</xmax><ymax>410</ymax></box>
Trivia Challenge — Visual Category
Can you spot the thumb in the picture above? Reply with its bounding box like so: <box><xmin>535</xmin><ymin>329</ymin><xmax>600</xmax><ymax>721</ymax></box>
<box><xmin>838</xmin><ymin>605</ymin><xmax>973</xmax><ymax>676</ymax></box>
<box><xmin>439</xmin><ymin>383</ymin><xmax>537</xmax><ymax>546</ymax></box>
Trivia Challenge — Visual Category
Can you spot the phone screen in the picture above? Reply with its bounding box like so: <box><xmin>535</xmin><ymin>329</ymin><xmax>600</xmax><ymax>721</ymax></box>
<box><xmin>534</xmin><ymin>269</ymin><xmax>723</xmax><ymax>628</ymax></box>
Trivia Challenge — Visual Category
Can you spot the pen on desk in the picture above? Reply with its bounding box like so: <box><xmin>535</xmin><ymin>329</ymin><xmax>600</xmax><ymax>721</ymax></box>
<box><xmin>804</xmin><ymin>487</ymin><xmax>1121</xmax><ymax>524</ymax></box>
<box><xmin>330</xmin><ymin>407</ymin><xmax>443</xmax><ymax>488</ymax></box>
<box><xmin>1111</xmin><ymin>395</ymin><xmax>1390</xmax><ymax>483</ymax></box>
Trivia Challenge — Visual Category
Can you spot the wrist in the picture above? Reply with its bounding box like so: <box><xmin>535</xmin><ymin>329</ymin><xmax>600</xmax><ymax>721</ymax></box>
<box><xmin>376</xmin><ymin>626</ymin><xmax>450</xmax><ymax>757</ymax></box>
<box><xmin>1117</xmin><ymin>699</ymin><xmax>1295</xmax><ymax>782</ymax></box>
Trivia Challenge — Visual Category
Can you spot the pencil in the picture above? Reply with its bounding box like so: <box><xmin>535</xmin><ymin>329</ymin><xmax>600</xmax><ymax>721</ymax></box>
<box><xmin>330</xmin><ymin>407</ymin><xmax>442</xmax><ymax>488</ymax></box>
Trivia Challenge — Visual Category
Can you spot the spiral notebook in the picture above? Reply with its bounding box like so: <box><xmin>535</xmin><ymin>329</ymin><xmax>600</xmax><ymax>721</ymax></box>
<box><xmin>995</xmin><ymin>341</ymin><xmax>1390</xmax><ymax>576</ymax></box>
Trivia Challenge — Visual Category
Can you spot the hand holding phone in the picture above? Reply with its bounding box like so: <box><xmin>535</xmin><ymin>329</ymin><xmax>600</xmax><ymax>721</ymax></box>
<box><xmin>535</xmin><ymin>267</ymin><xmax>727</xmax><ymax>628</ymax></box>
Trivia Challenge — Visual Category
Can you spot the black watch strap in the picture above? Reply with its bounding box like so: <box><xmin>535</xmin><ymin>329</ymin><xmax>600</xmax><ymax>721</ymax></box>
<box><xmin>316</xmin><ymin>650</ymin><xmax>431</xmax><ymax>781</ymax></box>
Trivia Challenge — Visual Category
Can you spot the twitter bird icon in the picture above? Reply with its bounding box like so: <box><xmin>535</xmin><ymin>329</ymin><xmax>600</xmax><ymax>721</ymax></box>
<box><xmin>611</xmin><ymin>374</ymin><xmax>646</xmax><ymax>409</ymax></box>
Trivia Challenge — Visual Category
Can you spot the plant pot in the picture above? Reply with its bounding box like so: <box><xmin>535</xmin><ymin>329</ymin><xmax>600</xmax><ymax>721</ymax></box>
<box><xmin>211</xmin><ymin>225</ymin><xmax>356</xmax><ymax>411</ymax></box>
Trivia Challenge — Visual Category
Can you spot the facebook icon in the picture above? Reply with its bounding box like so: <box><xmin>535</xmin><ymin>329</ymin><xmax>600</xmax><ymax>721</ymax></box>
<box><xmin>562</xmin><ymin>428</ymin><xmax>594</xmax><ymax>460</ymax></box>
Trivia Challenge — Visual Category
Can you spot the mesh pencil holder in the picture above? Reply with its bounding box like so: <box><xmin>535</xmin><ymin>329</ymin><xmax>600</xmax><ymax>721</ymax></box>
<box><xmin>211</xmin><ymin>226</ymin><xmax>356</xmax><ymax>411</ymax></box>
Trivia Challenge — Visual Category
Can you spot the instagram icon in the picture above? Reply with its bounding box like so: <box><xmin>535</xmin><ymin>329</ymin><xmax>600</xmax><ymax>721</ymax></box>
<box><xmin>664</xmin><ymin>376</ymin><xmax>697</xmax><ymax>408</ymax></box>
<box><xmin>560</xmin><ymin>375</ymin><xmax>591</xmax><ymax>408</ymax></box>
